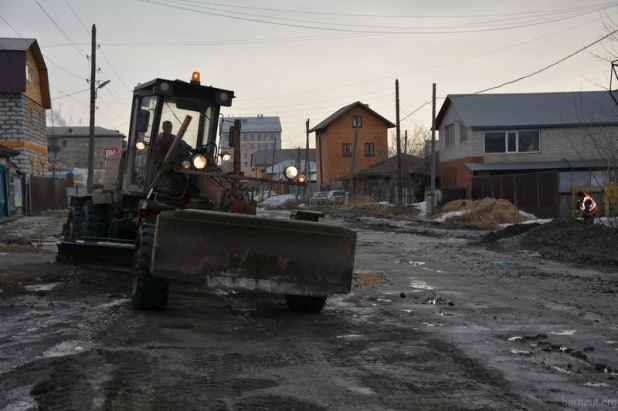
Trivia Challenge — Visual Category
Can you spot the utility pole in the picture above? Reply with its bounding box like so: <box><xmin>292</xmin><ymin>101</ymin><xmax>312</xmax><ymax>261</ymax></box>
<box><xmin>395</xmin><ymin>79</ymin><xmax>403</xmax><ymax>205</ymax></box>
<box><xmin>304</xmin><ymin>118</ymin><xmax>310</xmax><ymax>202</ymax></box>
<box><xmin>404</xmin><ymin>130</ymin><xmax>408</xmax><ymax>155</ymax></box>
<box><xmin>268</xmin><ymin>135</ymin><xmax>277</xmax><ymax>198</ymax></box>
<box><xmin>296</xmin><ymin>146</ymin><xmax>301</xmax><ymax>200</ymax></box>
<box><xmin>347</xmin><ymin>119</ymin><xmax>360</xmax><ymax>203</ymax></box>
<box><xmin>87</xmin><ymin>24</ymin><xmax>96</xmax><ymax>192</ymax></box>
<box><xmin>430</xmin><ymin>83</ymin><xmax>437</xmax><ymax>212</ymax></box>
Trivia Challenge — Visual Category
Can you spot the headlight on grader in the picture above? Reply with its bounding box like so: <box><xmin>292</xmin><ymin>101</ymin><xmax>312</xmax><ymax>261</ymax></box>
<box><xmin>192</xmin><ymin>154</ymin><xmax>207</xmax><ymax>170</ymax></box>
<box><xmin>136</xmin><ymin>141</ymin><xmax>147</xmax><ymax>150</ymax></box>
<box><xmin>297</xmin><ymin>174</ymin><xmax>306</xmax><ymax>184</ymax></box>
<box><xmin>221</xmin><ymin>152</ymin><xmax>231</xmax><ymax>161</ymax></box>
<box><xmin>181</xmin><ymin>160</ymin><xmax>191</xmax><ymax>170</ymax></box>
<box><xmin>284</xmin><ymin>166</ymin><xmax>299</xmax><ymax>180</ymax></box>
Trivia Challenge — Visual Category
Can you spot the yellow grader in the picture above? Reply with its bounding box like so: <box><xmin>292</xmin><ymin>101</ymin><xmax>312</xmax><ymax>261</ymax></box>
<box><xmin>57</xmin><ymin>72</ymin><xmax>357</xmax><ymax>313</ymax></box>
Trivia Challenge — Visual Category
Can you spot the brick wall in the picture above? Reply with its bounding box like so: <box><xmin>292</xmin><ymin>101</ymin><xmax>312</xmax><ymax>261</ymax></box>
<box><xmin>0</xmin><ymin>93</ymin><xmax>48</xmax><ymax>175</ymax></box>
<box><xmin>439</xmin><ymin>156</ymin><xmax>484</xmax><ymax>189</ymax></box>
<box><xmin>316</xmin><ymin>105</ymin><xmax>390</xmax><ymax>190</ymax></box>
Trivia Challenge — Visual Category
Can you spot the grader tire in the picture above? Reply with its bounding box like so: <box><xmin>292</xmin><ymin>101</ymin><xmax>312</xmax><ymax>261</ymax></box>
<box><xmin>64</xmin><ymin>203</ymin><xmax>84</xmax><ymax>241</ymax></box>
<box><xmin>131</xmin><ymin>220</ymin><xmax>169</xmax><ymax>311</ymax></box>
<box><xmin>285</xmin><ymin>295</ymin><xmax>327</xmax><ymax>313</ymax></box>
<box><xmin>82</xmin><ymin>201</ymin><xmax>110</xmax><ymax>238</ymax></box>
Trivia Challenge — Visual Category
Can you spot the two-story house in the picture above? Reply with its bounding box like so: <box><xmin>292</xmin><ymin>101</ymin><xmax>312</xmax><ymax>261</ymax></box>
<box><xmin>0</xmin><ymin>38</ymin><xmax>51</xmax><ymax>175</ymax></box>
<box><xmin>47</xmin><ymin>126</ymin><xmax>125</xmax><ymax>170</ymax></box>
<box><xmin>218</xmin><ymin>115</ymin><xmax>282</xmax><ymax>172</ymax></box>
<box><xmin>310</xmin><ymin>101</ymin><xmax>395</xmax><ymax>190</ymax></box>
<box><xmin>436</xmin><ymin>91</ymin><xmax>618</xmax><ymax>189</ymax></box>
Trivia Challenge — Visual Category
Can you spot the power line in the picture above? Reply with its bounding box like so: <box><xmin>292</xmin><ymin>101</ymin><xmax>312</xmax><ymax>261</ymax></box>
<box><xmin>0</xmin><ymin>15</ymin><xmax>22</xmax><ymax>36</ymax></box>
<box><xmin>475</xmin><ymin>28</ymin><xmax>618</xmax><ymax>94</ymax></box>
<box><xmin>51</xmin><ymin>88</ymin><xmax>89</xmax><ymax>101</ymax></box>
<box><xmin>44</xmin><ymin>56</ymin><xmax>86</xmax><ymax>80</ymax></box>
<box><xmin>238</xmin><ymin>11</ymin><xmax>617</xmax><ymax>101</ymax></box>
<box><xmin>141</xmin><ymin>0</ymin><xmax>615</xmax><ymax>35</ymax></box>
<box><xmin>50</xmin><ymin>84</ymin><xmax>88</xmax><ymax>106</ymax></box>
<box><xmin>172</xmin><ymin>0</ymin><xmax>616</xmax><ymax>19</ymax></box>
<box><xmin>35</xmin><ymin>0</ymin><xmax>87</xmax><ymax>58</ymax></box>
<box><xmin>64</xmin><ymin>0</ymin><xmax>90</xmax><ymax>35</ymax></box>
<box><xmin>168</xmin><ymin>0</ymin><xmax>612</xmax><ymax>32</ymax></box>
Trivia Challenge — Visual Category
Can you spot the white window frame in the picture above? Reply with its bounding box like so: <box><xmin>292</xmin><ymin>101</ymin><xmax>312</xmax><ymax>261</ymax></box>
<box><xmin>459</xmin><ymin>122</ymin><xmax>468</xmax><ymax>142</ymax></box>
<box><xmin>483</xmin><ymin>130</ymin><xmax>541</xmax><ymax>154</ymax></box>
<box><xmin>445</xmin><ymin>124</ymin><xmax>455</xmax><ymax>146</ymax></box>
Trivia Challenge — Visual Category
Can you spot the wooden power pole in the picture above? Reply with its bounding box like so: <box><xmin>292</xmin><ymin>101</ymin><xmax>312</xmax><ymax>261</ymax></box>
<box><xmin>87</xmin><ymin>24</ymin><xmax>96</xmax><ymax>192</ymax></box>
<box><xmin>395</xmin><ymin>79</ymin><xmax>403</xmax><ymax>205</ymax></box>
<box><xmin>430</xmin><ymin>83</ymin><xmax>437</xmax><ymax>211</ymax></box>
<box><xmin>404</xmin><ymin>130</ymin><xmax>408</xmax><ymax>155</ymax></box>
<box><xmin>305</xmin><ymin>118</ymin><xmax>310</xmax><ymax>202</ymax></box>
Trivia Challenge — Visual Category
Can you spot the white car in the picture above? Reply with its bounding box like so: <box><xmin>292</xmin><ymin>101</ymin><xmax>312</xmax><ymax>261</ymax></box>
<box><xmin>310</xmin><ymin>192</ymin><xmax>329</xmax><ymax>205</ymax></box>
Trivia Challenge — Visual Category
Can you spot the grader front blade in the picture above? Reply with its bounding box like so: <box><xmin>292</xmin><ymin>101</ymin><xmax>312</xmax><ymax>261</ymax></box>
<box><xmin>150</xmin><ymin>210</ymin><xmax>357</xmax><ymax>297</ymax></box>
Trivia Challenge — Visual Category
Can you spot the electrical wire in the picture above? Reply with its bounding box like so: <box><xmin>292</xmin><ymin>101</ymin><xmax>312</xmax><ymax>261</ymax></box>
<box><xmin>475</xmin><ymin>28</ymin><xmax>618</xmax><ymax>94</ymax></box>
<box><xmin>51</xmin><ymin>88</ymin><xmax>90</xmax><ymax>101</ymax></box>
<box><xmin>140</xmin><ymin>0</ymin><xmax>616</xmax><ymax>35</ymax></box>
<box><xmin>35</xmin><ymin>0</ymin><xmax>87</xmax><ymax>58</ymax></box>
<box><xmin>171</xmin><ymin>0</ymin><xmax>616</xmax><ymax>19</ymax></box>
<box><xmin>239</xmin><ymin>10</ymin><xmax>618</xmax><ymax>102</ymax></box>
<box><xmin>166</xmin><ymin>0</ymin><xmax>613</xmax><ymax>32</ymax></box>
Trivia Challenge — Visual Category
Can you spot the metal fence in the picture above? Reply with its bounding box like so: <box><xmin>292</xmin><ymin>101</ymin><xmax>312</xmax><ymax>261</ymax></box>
<box><xmin>30</xmin><ymin>176</ymin><xmax>68</xmax><ymax>214</ymax></box>
<box><xmin>471</xmin><ymin>171</ymin><xmax>559</xmax><ymax>218</ymax></box>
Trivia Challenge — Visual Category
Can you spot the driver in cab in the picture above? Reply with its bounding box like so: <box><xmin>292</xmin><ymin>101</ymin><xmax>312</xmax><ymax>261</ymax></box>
<box><xmin>155</xmin><ymin>120</ymin><xmax>196</xmax><ymax>168</ymax></box>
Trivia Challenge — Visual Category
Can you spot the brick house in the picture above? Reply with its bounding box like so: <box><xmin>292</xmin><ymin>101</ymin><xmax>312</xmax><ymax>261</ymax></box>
<box><xmin>435</xmin><ymin>91</ymin><xmax>618</xmax><ymax>190</ymax></box>
<box><xmin>310</xmin><ymin>101</ymin><xmax>395</xmax><ymax>190</ymax></box>
<box><xmin>0</xmin><ymin>38</ymin><xmax>51</xmax><ymax>176</ymax></box>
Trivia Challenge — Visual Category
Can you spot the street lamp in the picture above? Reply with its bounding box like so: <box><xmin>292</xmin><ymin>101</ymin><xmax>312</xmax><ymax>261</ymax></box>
<box><xmin>95</xmin><ymin>80</ymin><xmax>110</xmax><ymax>97</ymax></box>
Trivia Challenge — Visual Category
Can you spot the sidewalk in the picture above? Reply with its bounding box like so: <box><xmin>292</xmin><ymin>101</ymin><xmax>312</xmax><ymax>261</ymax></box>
<box><xmin>0</xmin><ymin>215</ymin><xmax>23</xmax><ymax>226</ymax></box>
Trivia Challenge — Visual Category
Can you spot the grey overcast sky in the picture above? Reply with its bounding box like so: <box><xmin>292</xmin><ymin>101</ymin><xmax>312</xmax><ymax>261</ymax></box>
<box><xmin>1</xmin><ymin>0</ymin><xmax>617</xmax><ymax>148</ymax></box>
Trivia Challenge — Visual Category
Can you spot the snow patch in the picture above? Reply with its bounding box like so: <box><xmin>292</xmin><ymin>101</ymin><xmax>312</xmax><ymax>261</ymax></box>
<box><xmin>508</xmin><ymin>336</ymin><xmax>522</xmax><ymax>341</ymax></box>
<box><xmin>432</xmin><ymin>210</ymin><xmax>467</xmax><ymax>222</ymax></box>
<box><xmin>260</xmin><ymin>194</ymin><xmax>297</xmax><ymax>207</ymax></box>
<box><xmin>585</xmin><ymin>382</ymin><xmax>609</xmax><ymax>388</ymax></box>
<box><xmin>97</xmin><ymin>299</ymin><xmax>129</xmax><ymax>309</ymax></box>
<box><xmin>518</xmin><ymin>210</ymin><xmax>538</xmax><ymax>219</ymax></box>
<box><xmin>24</xmin><ymin>283</ymin><xmax>60</xmax><ymax>292</ymax></box>
<box><xmin>549</xmin><ymin>330</ymin><xmax>576</xmax><ymax>336</ymax></box>
<box><xmin>43</xmin><ymin>340</ymin><xmax>89</xmax><ymax>358</ymax></box>
<box><xmin>499</xmin><ymin>219</ymin><xmax>553</xmax><ymax>228</ymax></box>
<box><xmin>412</xmin><ymin>201</ymin><xmax>427</xmax><ymax>216</ymax></box>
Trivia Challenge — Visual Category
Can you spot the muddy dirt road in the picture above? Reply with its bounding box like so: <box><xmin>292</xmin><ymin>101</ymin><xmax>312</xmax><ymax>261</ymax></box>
<box><xmin>2</xmin><ymin>211</ymin><xmax>618</xmax><ymax>410</ymax></box>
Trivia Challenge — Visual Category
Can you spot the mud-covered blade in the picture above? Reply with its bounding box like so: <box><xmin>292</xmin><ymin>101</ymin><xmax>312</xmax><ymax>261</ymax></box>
<box><xmin>151</xmin><ymin>210</ymin><xmax>357</xmax><ymax>296</ymax></box>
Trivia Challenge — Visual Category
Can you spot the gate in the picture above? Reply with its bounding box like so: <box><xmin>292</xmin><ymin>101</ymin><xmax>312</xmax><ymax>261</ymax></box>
<box><xmin>29</xmin><ymin>176</ymin><xmax>68</xmax><ymax>214</ymax></box>
<box><xmin>0</xmin><ymin>165</ymin><xmax>7</xmax><ymax>217</ymax></box>
<box><xmin>471</xmin><ymin>171</ymin><xmax>559</xmax><ymax>218</ymax></box>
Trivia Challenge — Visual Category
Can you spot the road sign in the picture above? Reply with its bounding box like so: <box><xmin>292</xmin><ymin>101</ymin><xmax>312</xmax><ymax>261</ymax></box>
<box><xmin>104</xmin><ymin>147</ymin><xmax>118</xmax><ymax>159</ymax></box>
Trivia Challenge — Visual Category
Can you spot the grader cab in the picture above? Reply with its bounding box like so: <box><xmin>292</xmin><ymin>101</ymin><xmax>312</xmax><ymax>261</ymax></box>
<box><xmin>57</xmin><ymin>72</ymin><xmax>357</xmax><ymax>313</ymax></box>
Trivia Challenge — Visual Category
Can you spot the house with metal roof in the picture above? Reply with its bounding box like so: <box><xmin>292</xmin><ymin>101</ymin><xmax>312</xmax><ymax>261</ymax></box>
<box><xmin>0</xmin><ymin>37</ymin><xmax>51</xmax><ymax>175</ymax></box>
<box><xmin>435</xmin><ymin>91</ymin><xmax>618</xmax><ymax>190</ymax></box>
<box><xmin>218</xmin><ymin>115</ymin><xmax>282</xmax><ymax>172</ymax></box>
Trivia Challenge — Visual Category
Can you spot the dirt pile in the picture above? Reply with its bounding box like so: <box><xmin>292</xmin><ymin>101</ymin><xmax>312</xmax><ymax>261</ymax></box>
<box><xmin>520</xmin><ymin>217</ymin><xmax>618</xmax><ymax>267</ymax></box>
<box><xmin>480</xmin><ymin>222</ymin><xmax>541</xmax><ymax>245</ymax></box>
<box><xmin>435</xmin><ymin>198</ymin><xmax>531</xmax><ymax>230</ymax></box>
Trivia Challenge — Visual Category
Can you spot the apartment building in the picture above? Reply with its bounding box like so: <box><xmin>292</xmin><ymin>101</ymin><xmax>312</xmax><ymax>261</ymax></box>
<box><xmin>47</xmin><ymin>126</ymin><xmax>125</xmax><ymax>170</ymax></box>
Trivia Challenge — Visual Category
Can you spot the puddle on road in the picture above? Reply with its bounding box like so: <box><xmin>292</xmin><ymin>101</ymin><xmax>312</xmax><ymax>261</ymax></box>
<box><xmin>24</xmin><ymin>283</ymin><xmax>60</xmax><ymax>292</ymax></box>
<box><xmin>549</xmin><ymin>330</ymin><xmax>576</xmax><ymax>336</ymax></box>
<box><xmin>97</xmin><ymin>299</ymin><xmax>129</xmax><ymax>309</ymax></box>
<box><xmin>421</xmin><ymin>322</ymin><xmax>443</xmax><ymax>327</ymax></box>
<box><xmin>410</xmin><ymin>280</ymin><xmax>433</xmax><ymax>290</ymax></box>
<box><xmin>356</xmin><ymin>272</ymin><xmax>387</xmax><ymax>288</ymax></box>
<box><xmin>336</xmin><ymin>334</ymin><xmax>364</xmax><ymax>340</ymax></box>
<box><xmin>43</xmin><ymin>340</ymin><xmax>89</xmax><ymax>358</ymax></box>
<box><xmin>585</xmin><ymin>382</ymin><xmax>609</xmax><ymax>388</ymax></box>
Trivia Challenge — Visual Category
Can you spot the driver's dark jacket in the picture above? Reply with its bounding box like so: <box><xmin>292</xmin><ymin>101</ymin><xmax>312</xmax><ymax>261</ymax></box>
<box><xmin>154</xmin><ymin>133</ymin><xmax>192</xmax><ymax>169</ymax></box>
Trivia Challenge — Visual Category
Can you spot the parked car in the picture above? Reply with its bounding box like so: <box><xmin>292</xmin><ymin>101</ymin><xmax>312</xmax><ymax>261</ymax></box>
<box><xmin>310</xmin><ymin>191</ymin><xmax>329</xmax><ymax>205</ymax></box>
<box><xmin>326</xmin><ymin>190</ymin><xmax>347</xmax><ymax>205</ymax></box>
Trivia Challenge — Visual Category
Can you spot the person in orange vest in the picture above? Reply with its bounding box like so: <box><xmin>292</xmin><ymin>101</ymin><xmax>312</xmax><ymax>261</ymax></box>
<box><xmin>576</xmin><ymin>191</ymin><xmax>599</xmax><ymax>223</ymax></box>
